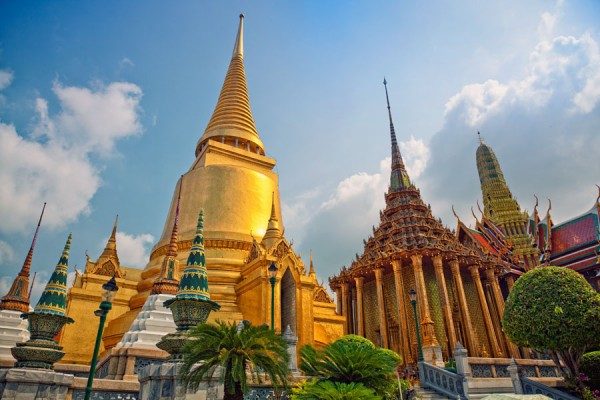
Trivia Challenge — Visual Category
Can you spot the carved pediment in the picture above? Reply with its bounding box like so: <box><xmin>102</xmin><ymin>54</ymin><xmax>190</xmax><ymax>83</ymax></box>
<box><xmin>313</xmin><ymin>286</ymin><xmax>334</xmax><ymax>304</ymax></box>
<box><xmin>92</xmin><ymin>260</ymin><xmax>123</xmax><ymax>278</ymax></box>
<box><xmin>271</xmin><ymin>240</ymin><xmax>290</xmax><ymax>258</ymax></box>
<box><xmin>247</xmin><ymin>239</ymin><xmax>264</xmax><ymax>263</ymax></box>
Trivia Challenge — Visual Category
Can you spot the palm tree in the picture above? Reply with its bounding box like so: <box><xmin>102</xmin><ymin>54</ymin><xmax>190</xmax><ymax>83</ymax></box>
<box><xmin>180</xmin><ymin>320</ymin><xmax>290</xmax><ymax>400</ymax></box>
<box><xmin>299</xmin><ymin>335</ymin><xmax>401</xmax><ymax>398</ymax></box>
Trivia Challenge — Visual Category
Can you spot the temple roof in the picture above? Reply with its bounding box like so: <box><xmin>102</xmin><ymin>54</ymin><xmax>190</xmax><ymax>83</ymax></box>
<box><xmin>195</xmin><ymin>14</ymin><xmax>264</xmax><ymax>157</ymax></box>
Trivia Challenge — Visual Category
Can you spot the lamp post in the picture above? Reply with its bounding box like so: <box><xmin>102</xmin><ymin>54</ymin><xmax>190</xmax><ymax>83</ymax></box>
<box><xmin>268</xmin><ymin>262</ymin><xmax>278</xmax><ymax>330</ymax></box>
<box><xmin>408</xmin><ymin>288</ymin><xmax>424</xmax><ymax>362</ymax></box>
<box><xmin>85</xmin><ymin>275</ymin><xmax>119</xmax><ymax>400</ymax></box>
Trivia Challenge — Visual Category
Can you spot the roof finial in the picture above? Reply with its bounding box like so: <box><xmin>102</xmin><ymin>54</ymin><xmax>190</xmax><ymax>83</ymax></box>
<box><xmin>309</xmin><ymin>249</ymin><xmax>316</xmax><ymax>278</ymax></box>
<box><xmin>595</xmin><ymin>184</ymin><xmax>600</xmax><ymax>205</ymax></box>
<box><xmin>478</xmin><ymin>131</ymin><xmax>484</xmax><ymax>145</ymax></box>
<box><xmin>233</xmin><ymin>13</ymin><xmax>244</xmax><ymax>59</ymax></box>
<box><xmin>471</xmin><ymin>207</ymin><xmax>480</xmax><ymax>225</ymax></box>
<box><xmin>476</xmin><ymin>200</ymin><xmax>484</xmax><ymax>219</ymax></box>
<box><xmin>452</xmin><ymin>205</ymin><xmax>460</xmax><ymax>222</ymax></box>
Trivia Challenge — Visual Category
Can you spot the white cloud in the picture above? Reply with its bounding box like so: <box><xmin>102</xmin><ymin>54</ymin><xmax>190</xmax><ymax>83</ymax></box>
<box><xmin>119</xmin><ymin>57</ymin><xmax>135</xmax><ymax>69</ymax></box>
<box><xmin>400</xmin><ymin>136</ymin><xmax>430</xmax><ymax>179</ymax></box>
<box><xmin>0</xmin><ymin>80</ymin><xmax>143</xmax><ymax>234</ymax></box>
<box><xmin>112</xmin><ymin>232</ymin><xmax>155</xmax><ymax>268</ymax></box>
<box><xmin>0</xmin><ymin>240</ymin><xmax>14</xmax><ymax>264</ymax></box>
<box><xmin>0</xmin><ymin>70</ymin><xmax>13</xmax><ymax>91</ymax></box>
<box><xmin>445</xmin><ymin>32</ymin><xmax>600</xmax><ymax>126</ymax></box>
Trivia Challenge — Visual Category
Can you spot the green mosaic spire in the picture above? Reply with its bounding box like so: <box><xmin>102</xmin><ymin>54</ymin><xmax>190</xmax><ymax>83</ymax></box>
<box><xmin>175</xmin><ymin>210</ymin><xmax>210</xmax><ymax>301</ymax></box>
<box><xmin>34</xmin><ymin>233</ymin><xmax>71</xmax><ymax>316</ymax></box>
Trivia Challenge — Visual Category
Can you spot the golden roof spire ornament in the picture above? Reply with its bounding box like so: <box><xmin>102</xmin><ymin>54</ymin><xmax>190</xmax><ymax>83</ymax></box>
<box><xmin>383</xmin><ymin>78</ymin><xmax>411</xmax><ymax>191</ymax></box>
<box><xmin>478</xmin><ymin>131</ymin><xmax>484</xmax><ymax>145</ymax></box>
<box><xmin>0</xmin><ymin>202</ymin><xmax>46</xmax><ymax>313</ymax></box>
<box><xmin>195</xmin><ymin>14</ymin><xmax>264</xmax><ymax>157</ymax></box>
<box><xmin>100</xmin><ymin>215</ymin><xmax>119</xmax><ymax>262</ymax></box>
<box><xmin>309</xmin><ymin>249</ymin><xmax>316</xmax><ymax>279</ymax></box>
<box><xmin>152</xmin><ymin>176</ymin><xmax>184</xmax><ymax>295</ymax></box>
<box><xmin>262</xmin><ymin>192</ymin><xmax>282</xmax><ymax>248</ymax></box>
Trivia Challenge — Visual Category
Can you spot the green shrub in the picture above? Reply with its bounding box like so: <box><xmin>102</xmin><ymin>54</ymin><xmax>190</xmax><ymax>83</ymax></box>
<box><xmin>502</xmin><ymin>266</ymin><xmax>600</xmax><ymax>378</ymax></box>
<box><xmin>580</xmin><ymin>351</ymin><xmax>600</xmax><ymax>390</ymax></box>
<box><xmin>291</xmin><ymin>380</ymin><xmax>381</xmax><ymax>400</ymax></box>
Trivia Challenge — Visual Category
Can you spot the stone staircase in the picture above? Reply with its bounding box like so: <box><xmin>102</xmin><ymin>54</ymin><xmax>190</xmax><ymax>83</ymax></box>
<box><xmin>414</xmin><ymin>386</ymin><xmax>456</xmax><ymax>400</ymax></box>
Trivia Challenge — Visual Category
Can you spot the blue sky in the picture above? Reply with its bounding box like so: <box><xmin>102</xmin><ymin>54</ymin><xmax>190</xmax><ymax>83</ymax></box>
<box><xmin>1</xmin><ymin>1</ymin><xmax>599</xmax><ymax>301</ymax></box>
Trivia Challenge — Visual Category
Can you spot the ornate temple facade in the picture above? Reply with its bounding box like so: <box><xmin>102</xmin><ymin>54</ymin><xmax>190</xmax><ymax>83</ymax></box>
<box><xmin>56</xmin><ymin>15</ymin><xmax>343</xmax><ymax>367</ymax></box>
<box><xmin>329</xmin><ymin>82</ymin><xmax>521</xmax><ymax>366</ymax></box>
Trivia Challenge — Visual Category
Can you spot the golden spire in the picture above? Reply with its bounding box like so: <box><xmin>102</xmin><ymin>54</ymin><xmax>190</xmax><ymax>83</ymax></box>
<box><xmin>309</xmin><ymin>249</ymin><xmax>316</xmax><ymax>279</ymax></box>
<box><xmin>152</xmin><ymin>177</ymin><xmax>183</xmax><ymax>295</ymax></box>
<box><xmin>99</xmin><ymin>215</ymin><xmax>119</xmax><ymax>261</ymax></box>
<box><xmin>262</xmin><ymin>192</ymin><xmax>282</xmax><ymax>248</ymax></box>
<box><xmin>0</xmin><ymin>203</ymin><xmax>46</xmax><ymax>312</ymax></box>
<box><xmin>195</xmin><ymin>14</ymin><xmax>264</xmax><ymax>157</ymax></box>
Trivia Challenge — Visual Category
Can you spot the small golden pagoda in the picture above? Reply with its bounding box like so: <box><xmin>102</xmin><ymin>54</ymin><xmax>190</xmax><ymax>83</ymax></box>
<box><xmin>59</xmin><ymin>15</ymin><xmax>343</xmax><ymax>366</ymax></box>
<box><xmin>329</xmin><ymin>80</ymin><xmax>520</xmax><ymax>365</ymax></box>
<box><xmin>476</xmin><ymin>135</ymin><xmax>539</xmax><ymax>269</ymax></box>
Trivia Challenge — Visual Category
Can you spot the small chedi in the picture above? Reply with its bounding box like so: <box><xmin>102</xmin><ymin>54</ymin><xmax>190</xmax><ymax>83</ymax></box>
<box><xmin>157</xmin><ymin>209</ymin><xmax>221</xmax><ymax>359</ymax></box>
<box><xmin>12</xmin><ymin>234</ymin><xmax>74</xmax><ymax>369</ymax></box>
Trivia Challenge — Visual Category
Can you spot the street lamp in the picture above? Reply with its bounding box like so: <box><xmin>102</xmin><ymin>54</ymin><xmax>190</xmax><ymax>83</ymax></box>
<box><xmin>268</xmin><ymin>262</ymin><xmax>278</xmax><ymax>330</ymax></box>
<box><xmin>408</xmin><ymin>288</ymin><xmax>424</xmax><ymax>362</ymax></box>
<box><xmin>85</xmin><ymin>275</ymin><xmax>119</xmax><ymax>400</ymax></box>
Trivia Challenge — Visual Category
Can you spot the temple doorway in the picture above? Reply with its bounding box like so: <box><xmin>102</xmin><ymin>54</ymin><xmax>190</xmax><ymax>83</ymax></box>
<box><xmin>280</xmin><ymin>268</ymin><xmax>297</xmax><ymax>333</ymax></box>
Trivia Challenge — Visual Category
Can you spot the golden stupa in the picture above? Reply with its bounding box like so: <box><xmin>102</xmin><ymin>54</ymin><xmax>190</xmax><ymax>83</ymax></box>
<box><xmin>59</xmin><ymin>15</ymin><xmax>343</xmax><ymax>367</ymax></box>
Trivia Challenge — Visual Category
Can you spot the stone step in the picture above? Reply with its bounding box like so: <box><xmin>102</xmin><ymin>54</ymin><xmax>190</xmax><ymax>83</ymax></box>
<box><xmin>414</xmin><ymin>387</ymin><xmax>455</xmax><ymax>400</ymax></box>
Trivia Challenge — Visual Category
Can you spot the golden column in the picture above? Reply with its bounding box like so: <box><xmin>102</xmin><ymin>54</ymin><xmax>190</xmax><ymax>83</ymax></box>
<box><xmin>450</xmin><ymin>259</ymin><xmax>479</xmax><ymax>356</ymax></box>
<box><xmin>411</xmin><ymin>254</ymin><xmax>438</xmax><ymax>346</ymax></box>
<box><xmin>341</xmin><ymin>282</ymin><xmax>350</xmax><ymax>335</ymax></box>
<box><xmin>505</xmin><ymin>275</ymin><xmax>515</xmax><ymax>291</ymax></box>
<box><xmin>354</xmin><ymin>276</ymin><xmax>365</xmax><ymax>337</ymax></box>
<box><xmin>469</xmin><ymin>265</ymin><xmax>502</xmax><ymax>357</ymax></box>
<box><xmin>433</xmin><ymin>255</ymin><xmax>457</xmax><ymax>353</ymax></box>
<box><xmin>392</xmin><ymin>259</ymin><xmax>412</xmax><ymax>364</ymax></box>
<box><xmin>374</xmin><ymin>267</ymin><xmax>389</xmax><ymax>348</ymax></box>
<box><xmin>335</xmin><ymin>288</ymin><xmax>342</xmax><ymax>315</ymax></box>
<box><xmin>485</xmin><ymin>269</ymin><xmax>520</xmax><ymax>358</ymax></box>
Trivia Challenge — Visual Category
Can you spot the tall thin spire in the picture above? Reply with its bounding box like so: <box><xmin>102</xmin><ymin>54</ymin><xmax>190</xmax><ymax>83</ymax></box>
<box><xmin>0</xmin><ymin>203</ymin><xmax>46</xmax><ymax>312</ymax></box>
<box><xmin>383</xmin><ymin>78</ymin><xmax>411</xmax><ymax>191</ymax></box>
<box><xmin>152</xmin><ymin>177</ymin><xmax>183</xmax><ymax>295</ymax></box>
<box><xmin>195</xmin><ymin>14</ymin><xmax>264</xmax><ymax>157</ymax></box>
<box><xmin>233</xmin><ymin>13</ymin><xmax>244</xmax><ymax>58</ymax></box>
<box><xmin>309</xmin><ymin>249</ymin><xmax>316</xmax><ymax>278</ymax></box>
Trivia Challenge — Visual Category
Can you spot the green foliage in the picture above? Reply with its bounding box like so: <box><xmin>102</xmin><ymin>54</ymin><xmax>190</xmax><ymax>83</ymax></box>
<box><xmin>580</xmin><ymin>351</ymin><xmax>600</xmax><ymax>390</ymax></box>
<box><xmin>503</xmin><ymin>267</ymin><xmax>600</xmax><ymax>351</ymax></box>
<box><xmin>179</xmin><ymin>320</ymin><xmax>289</xmax><ymax>399</ymax></box>
<box><xmin>502</xmin><ymin>267</ymin><xmax>600</xmax><ymax>378</ymax></box>
<box><xmin>298</xmin><ymin>334</ymin><xmax>402</xmax><ymax>398</ymax></box>
<box><xmin>291</xmin><ymin>380</ymin><xmax>381</xmax><ymax>400</ymax></box>
<box><xmin>333</xmin><ymin>334</ymin><xmax>376</xmax><ymax>349</ymax></box>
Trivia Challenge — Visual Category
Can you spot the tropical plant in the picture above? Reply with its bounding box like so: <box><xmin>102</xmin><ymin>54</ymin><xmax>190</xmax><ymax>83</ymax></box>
<box><xmin>502</xmin><ymin>266</ymin><xmax>600</xmax><ymax>379</ymax></box>
<box><xmin>580</xmin><ymin>351</ymin><xmax>600</xmax><ymax>390</ymax></box>
<box><xmin>298</xmin><ymin>335</ymin><xmax>402</xmax><ymax>398</ymax></box>
<box><xmin>180</xmin><ymin>320</ymin><xmax>290</xmax><ymax>400</ymax></box>
<box><xmin>291</xmin><ymin>380</ymin><xmax>381</xmax><ymax>400</ymax></box>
